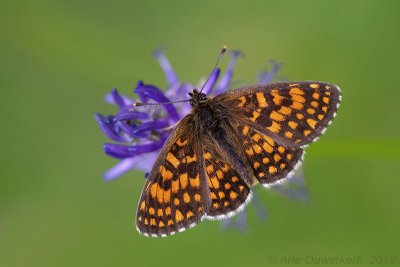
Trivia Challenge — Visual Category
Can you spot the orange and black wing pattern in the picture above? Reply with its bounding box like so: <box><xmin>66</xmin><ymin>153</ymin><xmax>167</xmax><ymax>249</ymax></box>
<box><xmin>212</xmin><ymin>81</ymin><xmax>340</xmax><ymax>187</ymax></box>
<box><xmin>202</xmin><ymin>135</ymin><xmax>252</xmax><ymax>220</ymax></box>
<box><xmin>136</xmin><ymin>117</ymin><xmax>210</xmax><ymax>237</ymax></box>
<box><xmin>234</xmin><ymin>123</ymin><xmax>304</xmax><ymax>186</ymax></box>
<box><xmin>215</xmin><ymin>81</ymin><xmax>341</xmax><ymax>148</ymax></box>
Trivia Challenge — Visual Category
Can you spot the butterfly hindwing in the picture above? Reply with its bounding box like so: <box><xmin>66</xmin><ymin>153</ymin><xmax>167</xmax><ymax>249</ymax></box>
<box><xmin>136</xmin><ymin>116</ymin><xmax>210</xmax><ymax>237</ymax></box>
<box><xmin>235</xmin><ymin>124</ymin><xmax>304</xmax><ymax>187</ymax></box>
<box><xmin>202</xmin><ymin>135</ymin><xmax>252</xmax><ymax>220</ymax></box>
<box><xmin>214</xmin><ymin>81</ymin><xmax>341</xmax><ymax>148</ymax></box>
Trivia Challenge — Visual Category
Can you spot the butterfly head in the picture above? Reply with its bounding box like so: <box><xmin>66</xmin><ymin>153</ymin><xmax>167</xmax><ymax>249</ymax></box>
<box><xmin>189</xmin><ymin>89</ymin><xmax>207</xmax><ymax>107</ymax></box>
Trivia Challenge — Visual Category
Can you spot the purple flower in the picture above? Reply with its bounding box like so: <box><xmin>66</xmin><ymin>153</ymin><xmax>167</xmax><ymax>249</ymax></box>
<box><xmin>96</xmin><ymin>49</ymin><xmax>308</xmax><ymax>230</ymax></box>
<box><xmin>96</xmin><ymin>50</ymin><xmax>244</xmax><ymax>181</ymax></box>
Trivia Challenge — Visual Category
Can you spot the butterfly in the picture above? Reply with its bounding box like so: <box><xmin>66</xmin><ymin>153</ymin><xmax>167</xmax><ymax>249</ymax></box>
<box><xmin>135</xmin><ymin>76</ymin><xmax>341</xmax><ymax>237</ymax></box>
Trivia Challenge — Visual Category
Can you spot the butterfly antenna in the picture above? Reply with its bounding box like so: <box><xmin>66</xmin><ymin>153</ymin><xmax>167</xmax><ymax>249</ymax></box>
<box><xmin>132</xmin><ymin>99</ymin><xmax>189</xmax><ymax>107</ymax></box>
<box><xmin>199</xmin><ymin>45</ymin><xmax>227</xmax><ymax>94</ymax></box>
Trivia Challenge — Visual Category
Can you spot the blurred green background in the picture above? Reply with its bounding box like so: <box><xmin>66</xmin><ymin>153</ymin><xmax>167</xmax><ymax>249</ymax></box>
<box><xmin>1</xmin><ymin>0</ymin><xmax>399</xmax><ymax>266</ymax></box>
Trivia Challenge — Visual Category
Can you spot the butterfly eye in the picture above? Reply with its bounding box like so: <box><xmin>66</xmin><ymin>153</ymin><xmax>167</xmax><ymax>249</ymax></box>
<box><xmin>199</xmin><ymin>93</ymin><xmax>207</xmax><ymax>99</ymax></box>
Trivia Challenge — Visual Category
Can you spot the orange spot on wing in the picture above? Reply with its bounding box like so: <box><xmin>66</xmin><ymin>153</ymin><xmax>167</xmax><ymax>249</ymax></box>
<box><xmin>183</xmin><ymin>192</ymin><xmax>190</xmax><ymax>203</ymax></box>
<box><xmin>149</xmin><ymin>207</ymin><xmax>155</xmax><ymax>215</ymax></box>
<box><xmin>270</xmin><ymin>111</ymin><xmax>285</xmax><ymax>121</ymax></box>
<box><xmin>190</xmin><ymin>174</ymin><xmax>200</xmax><ymax>188</ymax></box>
<box><xmin>249</xmin><ymin>110</ymin><xmax>260</xmax><ymax>122</ymax></box>
<box><xmin>185</xmin><ymin>154</ymin><xmax>197</xmax><ymax>163</ymax></box>
<box><xmin>307</xmin><ymin>119</ymin><xmax>317</xmax><ymax>129</ymax></box>
<box><xmin>262</xmin><ymin>141</ymin><xmax>273</xmax><ymax>153</ymax></box>
<box><xmin>271</xmin><ymin>90</ymin><xmax>283</xmax><ymax>105</ymax></box>
<box><xmin>175</xmin><ymin>210</ymin><xmax>184</xmax><ymax>222</ymax></box>
<box><xmin>242</xmin><ymin>126</ymin><xmax>249</xmax><ymax>135</ymax></box>
<box><xmin>179</xmin><ymin>173</ymin><xmax>188</xmax><ymax>189</ymax></box>
<box><xmin>312</xmin><ymin>93</ymin><xmax>320</xmax><ymax>99</ymax></box>
<box><xmin>262</xmin><ymin>157</ymin><xmax>270</xmax><ymax>164</ymax></box>
<box><xmin>288</xmin><ymin>121</ymin><xmax>298</xmax><ymax>129</ymax></box>
<box><xmin>252</xmin><ymin>144</ymin><xmax>263</xmax><ymax>154</ymax></box>
<box><xmin>157</xmin><ymin>186</ymin><xmax>164</xmax><ymax>203</ymax></box>
<box><xmin>176</xmin><ymin>138</ymin><xmax>188</xmax><ymax>147</ymax></box>
<box><xmin>194</xmin><ymin>194</ymin><xmax>201</xmax><ymax>201</ymax></box>
<box><xmin>256</xmin><ymin>92</ymin><xmax>268</xmax><ymax>107</ymax></box>
<box><xmin>307</xmin><ymin>108</ymin><xmax>316</xmax><ymax>115</ymax></box>
<box><xmin>171</xmin><ymin>179</ymin><xmax>179</xmax><ymax>194</ymax></box>
<box><xmin>163</xmin><ymin>189</ymin><xmax>171</xmax><ymax>203</ymax></box>
<box><xmin>290</xmin><ymin>88</ymin><xmax>305</xmax><ymax>95</ymax></box>
<box><xmin>210</xmin><ymin>177</ymin><xmax>220</xmax><ymax>188</ymax></box>
<box><xmin>278</xmin><ymin>106</ymin><xmax>292</xmax><ymax>115</ymax></box>
<box><xmin>166</xmin><ymin>152</ymin><xmax>180</xmax><ymax>168</ymax></box>
<box><xmin>252</xmin><ymin>133</ymin><xmax>261</xmax><ymax>142</ymax></box>
<box><xmin>204</xmin><ymin>152</ymin><xmax>212</xmax><ymax>159</ymax></box>
<box><xmin>140</xmin><ymin>201</ymin><xmax>145</xmax><ymax>211</ymax></box>
<box><xmin>165</xmin><ymin>207</ymin><xmax>171</xmax><ymax>215</ymax></box>
<box><xmin>229</xmin><ymin>191</ymin><xmax>238</xmax><ymax>200</ymax></box>
<box><xmin>186</xmin><ymin>211</ymin><xmax>194</xmax><ymax>219</ymax></box>
<box><xmin>310</xmin><ymin>83</ymin><xmax>320</xmax><ymax>89</ymax></box>
<box><xmin>291</xmin><ymin>101</ymin><xmax>304</xmax><ymax>110</ymax></box>
<box><xmin>291</xmin><ymin>94</ymin><xmax>306</xmax><ymax>103</ymax></box>
<box><xmin>159</xmin><ymin>165</ymin><xmax>173</xmax><ymax>180</ymax></box>
<box><xmin>150</xmin><ymin>183</ymin><xmax>158</xmax><ymax>198</ymax></box>
<box><xmin>174</xmin><ymin>198</ymin><xmax>180</xmax><ymax>205</ymax></box>
<box><xmin>238</xmin><ymin>96</ymin><xmax>246</xmax><ymax>107</ymax></box>
<box><xmin>304</xmin><ymin>130</ymin><xmax>311</xmax><ymax>136</ymax></box>
<box><xmin>269</xmin><ymin>166</ymin><xmax>277</xmax><ymax>174</ymax></box>
<box><xmin>267</xmin><ymin>121</ymin><xmax>281</xmax><ymax>133</ymax></box>
<box><xmin>157</xmin><ymin>209</ymin><xmax>163</xmax><ymax>216</ymax></box>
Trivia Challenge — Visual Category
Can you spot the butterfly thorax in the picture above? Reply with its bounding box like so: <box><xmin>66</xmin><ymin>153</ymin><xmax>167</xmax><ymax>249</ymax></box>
<box><xmin>188</xmin><ymin>89</ymin><xmax>224</xmax><ymax>132</ymax></box>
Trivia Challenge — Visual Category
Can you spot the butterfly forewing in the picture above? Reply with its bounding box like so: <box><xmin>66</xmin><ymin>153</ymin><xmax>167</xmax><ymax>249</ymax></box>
<box><xmin>215</xmin><ymin>81</ymin><xmax>341</xmax><ymax>148</ymax></box>
<box><xmin>136</xmin><ymin>116</ymin><xmax>210</xmax><ymax>237</ymax></box>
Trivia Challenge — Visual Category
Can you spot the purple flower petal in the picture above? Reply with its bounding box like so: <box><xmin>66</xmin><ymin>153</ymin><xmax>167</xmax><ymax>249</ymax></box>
<box><xmin>114</xmin><ymin>110</ymin><xmax>149</xmax><ymax>121</ymax></box>
<box><xmin>213</xmin><ymin>51</ymin><xmax>243</xmax><ymax>95</ymax></box>
<box><xmin>105</xmin><ymin>89</ymin><xmax>132</xmax><ymax>108</ymax></box>
<box><xmin>200</xmin><ymin>68</ymin><xmax>220</xmax><ymax>96</ymax></box>
<box><xmin>134</xmin><ymin>120</ymin><xmax>169</xmax><ymax>134</ymax></box>
<box><xmin>134</xmin><ymin>81</ymin><xmax>180</xmax><ymax>122</ymax></box>
<box><xmin>114</xmin><ymin>121</ymin><xmax>148</xmax><ymax>139</ymax></box>
<box><xmin>235</xmin><ymin>211</ymin><xmax>248</xmax><ymax>231</ymax></box>
<box><xmin>258</xmin><ymin>61</ymin><xmax>281</xmax><ymax>84</ymax></box>
<box><xmin>95</xmin><ymin>114</ymin><xmax>129</xmax><ymax>142</ymax></box>
<box><xmin>252</xmin><ymin>192</ymin><xmax>268</xmax><ymax>221</ymax></box>
<box><xmin>104</xmin><ymin>141</ymin><xmax>164</xmax><ymax>159</ymax></box>
<box><xmin>153</xmin><ymin>50</ymin><xmax>179</xmax><ymax>87</ymax></box>
<box><xmin>104</xmin><ymin>152</ymin><xmax>158</xmax><ymax>181</ymax></box>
